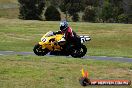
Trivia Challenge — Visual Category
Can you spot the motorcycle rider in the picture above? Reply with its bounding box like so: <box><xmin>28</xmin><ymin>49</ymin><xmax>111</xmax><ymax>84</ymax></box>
<box><xmin>53</xmin><ymin>20</ymin><xmax>81</xmax><ymax>51</ymax></box>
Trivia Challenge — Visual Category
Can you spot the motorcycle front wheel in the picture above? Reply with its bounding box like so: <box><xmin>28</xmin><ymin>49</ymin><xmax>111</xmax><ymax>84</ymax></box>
<box><xmin>70</xmin><ymin>44</ymin><xmax>87</xmax><ymax>58</ymax></box>
<box><xmin>33</xmin><ymin>43</ymin><xmax>49</xmax><ymax>56</ymax></box>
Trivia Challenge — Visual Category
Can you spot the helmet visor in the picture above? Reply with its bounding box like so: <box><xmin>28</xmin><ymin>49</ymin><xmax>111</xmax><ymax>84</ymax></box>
<box><xmin>60</xmin><ymin>26</ymin><xmax>65</xmax><ymax>31</ymax></box>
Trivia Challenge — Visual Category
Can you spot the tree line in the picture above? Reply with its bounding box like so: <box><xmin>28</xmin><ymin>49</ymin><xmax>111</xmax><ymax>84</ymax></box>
<box><xmin>18</xmin><ymin>0</ymin><xmax>132</xmax><ymax>23</ymax></box>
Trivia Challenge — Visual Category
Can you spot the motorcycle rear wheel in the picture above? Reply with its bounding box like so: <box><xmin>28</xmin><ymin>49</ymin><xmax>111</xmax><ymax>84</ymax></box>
<box><xmin>33</xmin><ymin>43</ymin><xmax>49</xmax><ymax>56</ymax></box>
<box><xmin>70</xmin><ymin>44</ymin><xmax>87</xmax><ymax>58</ymax></box>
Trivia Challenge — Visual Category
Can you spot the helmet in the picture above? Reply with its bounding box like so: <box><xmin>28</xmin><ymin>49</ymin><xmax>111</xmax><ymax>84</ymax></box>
<box><xmin>60</xmin><ymin>20</ymin><xmax>68</xmax><ymax>31</ymax></box>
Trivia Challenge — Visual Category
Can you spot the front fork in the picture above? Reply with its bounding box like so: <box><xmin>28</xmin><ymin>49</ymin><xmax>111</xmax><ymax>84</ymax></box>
<box><xmin>39</xmin><ymin>42</ymin><xmax>54</xmax><ymax>51</ymax></box>
<box><xmin>39</xmin><ymin>42</ymin><xmax>46</xmax><ymax>49</ymax></box>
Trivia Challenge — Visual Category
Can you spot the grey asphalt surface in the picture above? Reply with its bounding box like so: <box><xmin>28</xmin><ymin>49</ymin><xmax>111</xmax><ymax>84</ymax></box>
<box><xmin>0</xmin><ymin>51</ymin><xmax>132</xmax><ymax>62</ymax></box>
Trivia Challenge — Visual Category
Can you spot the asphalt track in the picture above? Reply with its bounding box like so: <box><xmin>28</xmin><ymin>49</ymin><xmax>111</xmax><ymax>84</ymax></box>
<box><xmin>0</xmin><ymin>51</ymin><xmax>132</xmax><ymax>62</ymax></box>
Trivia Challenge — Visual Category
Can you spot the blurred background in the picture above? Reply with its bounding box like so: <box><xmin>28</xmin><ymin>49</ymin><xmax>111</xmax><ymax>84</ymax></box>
<box><xmin>0</xmin><ymin>0</ymin><xmax>132</xmax><ymax>23</ymax></box>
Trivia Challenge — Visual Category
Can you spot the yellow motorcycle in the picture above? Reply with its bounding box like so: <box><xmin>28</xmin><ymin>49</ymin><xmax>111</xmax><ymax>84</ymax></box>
<box><xmin>33</xmin><ymin>31</ymin><xmax>91</xmax><ymax>58</ymax></box>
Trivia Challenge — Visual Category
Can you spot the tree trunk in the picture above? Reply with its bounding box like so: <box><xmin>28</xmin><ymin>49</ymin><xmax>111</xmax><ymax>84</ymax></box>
<box><xmin>123</xmin><ymin>0</ymin><xmax>132</xmax><ymax>23</ymax></box>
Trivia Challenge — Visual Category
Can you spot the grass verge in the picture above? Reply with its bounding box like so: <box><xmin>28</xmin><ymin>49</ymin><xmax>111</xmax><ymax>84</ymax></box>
<box><xmin>0</xmin><ymin>55</ymin><xmax>132</xmax><ymax>88</ymax></box>
<box><xmin>0</xmin><ymin>8</ymin><xmax>19</xmax><ymax>18</ymax></box>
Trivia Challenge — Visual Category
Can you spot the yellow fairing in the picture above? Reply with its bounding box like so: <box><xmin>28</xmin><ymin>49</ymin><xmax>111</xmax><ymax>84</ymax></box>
<box><xmin>40</xmin><ymin>33</ymin><xmax>64</xmax><ymax>51</ymax></box>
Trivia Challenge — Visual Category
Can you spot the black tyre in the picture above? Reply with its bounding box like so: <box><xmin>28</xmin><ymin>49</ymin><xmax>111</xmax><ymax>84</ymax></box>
<box><xmin>33</xmin><ymin>43</ymin><xmax>49</xmax><ymax>56</ymax></box>
<box><xmin>70</xmin><ymin>44</ymin><xmax>87</xmax><ymax>58</ymax></box>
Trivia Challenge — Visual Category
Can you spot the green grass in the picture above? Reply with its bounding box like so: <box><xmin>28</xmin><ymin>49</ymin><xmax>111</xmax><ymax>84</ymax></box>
<box><xmin>0</xmin><ymin>8</ymin><xmax>19</xmax><ymax>18</ymax></box>
<box><xmin>0</xmin><ymin>18</ymin><xmax>132</xmax><ymax>57</ymax></box>
<box><xmin>0</xmin><ymin>55</ymin><xmax>131</xmax><ymax>88</ymax></box>
<box><xmin>0</xmin><ymin>0</ymin><xmax>18</xmax><ymax>18</ymax></box>
<box><xmin>0</xmin><ymin>0</ymin><xmax>17</xmax><ymax>3</ymax></box>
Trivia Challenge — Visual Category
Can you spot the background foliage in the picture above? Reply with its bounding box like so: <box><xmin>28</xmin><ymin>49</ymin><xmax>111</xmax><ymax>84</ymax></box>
<box><xmin>18</xmin><ymin>0</ymin><xmax>45</xmax><ymax>20</ymax></box>
<box><xmin>1</xmin><ymin>0</ymin><xmax>131</xmax><ymax>23</ymax></box>
<box><xmin>44</xmin><ymin>5</ymin><xmax>61</xmax><ymax>21</ymax></box>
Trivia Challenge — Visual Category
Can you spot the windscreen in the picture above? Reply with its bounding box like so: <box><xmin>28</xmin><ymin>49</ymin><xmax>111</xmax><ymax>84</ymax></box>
<box><xmin>45</xmin><ymin>31</ymin><xmax>54</xmax><ymax>37</ymax></box>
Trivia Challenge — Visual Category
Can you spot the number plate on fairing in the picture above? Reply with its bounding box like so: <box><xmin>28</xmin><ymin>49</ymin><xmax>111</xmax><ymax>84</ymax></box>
<box><xmin>80</xmin><ymin>36</ymin><xmax>91</xmax><ymax>43</ymax></box>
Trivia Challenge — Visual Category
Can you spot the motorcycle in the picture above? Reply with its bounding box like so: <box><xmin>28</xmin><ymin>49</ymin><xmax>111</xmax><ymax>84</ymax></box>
<box><xmin>33</xmin><ymin>31</ymin><xmax>91</xmax><ymax>58</ymax></box>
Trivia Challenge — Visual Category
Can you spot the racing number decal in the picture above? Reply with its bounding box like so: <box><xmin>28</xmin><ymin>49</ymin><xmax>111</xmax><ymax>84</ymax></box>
<box><xmin>81</xmin><ymin>37</ymin><xmax>86</xmax><ymax>43</ymax></box>
<box><xmin>80</xmin><ymin>36</ymin><xmax>91</xmax><ymax>43</ymax></box>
